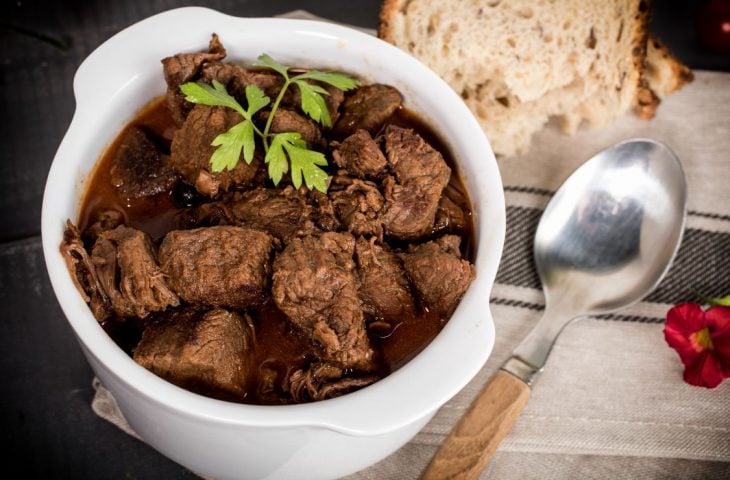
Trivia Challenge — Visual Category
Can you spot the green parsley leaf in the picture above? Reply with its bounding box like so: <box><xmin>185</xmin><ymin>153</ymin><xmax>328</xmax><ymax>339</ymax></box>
<box><xmin>294</xmin><ymin>70</ymin><xmax>359</xmax><ymax>91</ymax></box>
<box><xmin>245</xmin><ymin>84</ymin><xmax>270</xmax><ymax>115</ymax></box>
<box><xmin>264</xmin><ymin>133</ymin><xmax>292</xmax><ymax>186</ymax></box>
<box><xmin>210</xmin><ymin>121</ymin><xmax>250</xmax><ymax>172</ymax></box>
<box><xmin>295</xmin><ymin>79</ymin><xmax>332</xmax><ymax>127</ymax></box>
<box><xmin>254</xmin><ymin>54</ymin><xmax>290</xmax><ymax>79</ymax></box>
<box><xmin>266</xmin><ymin>133</ymin><xmax>329</xmax><ymax>192</ymax></box>
<box><xmin>180</xmin><ymin>80</ymin><xmax>246</xmax><ymax>117</ymax></box>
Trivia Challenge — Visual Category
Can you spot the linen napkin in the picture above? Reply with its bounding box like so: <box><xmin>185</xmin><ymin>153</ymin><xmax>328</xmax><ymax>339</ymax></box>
<box><xmin>92</xmin><ymin>11</ymin><xmax>730</xmax><ymax>479</ymax></box>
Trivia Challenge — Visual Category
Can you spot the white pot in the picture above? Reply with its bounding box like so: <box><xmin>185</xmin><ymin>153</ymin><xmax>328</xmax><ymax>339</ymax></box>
<box><xmin>41</xmin><ymin>7</ymin><xmax>505</xmax><ymax>480</ymax></box>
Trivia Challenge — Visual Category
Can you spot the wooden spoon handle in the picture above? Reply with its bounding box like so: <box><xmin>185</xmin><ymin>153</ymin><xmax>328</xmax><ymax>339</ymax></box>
<box><xmin>420</xmin><ymin>370</ymin><xmax>531</xmax><ymax>480</ymax></box>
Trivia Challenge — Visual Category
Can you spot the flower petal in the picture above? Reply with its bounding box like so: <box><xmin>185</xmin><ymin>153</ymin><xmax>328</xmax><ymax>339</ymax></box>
<box><xmin>664</xmin><ymin>303</ymin><xmax>707</xmax><ymax>368</ymax></box>
<box><xmin>706</xmin><ymin>306</ymin><xmax>730</xmax><ymax>376</ymax></box>
<box><xmin>666</xmin><ymin>303</ymin><xmax>707</xmax><ymax>337</ymax></box>
<box><xmin>683</xmin><ymin>350</ymin><xmax>726</xmax><ymax>388</ymax></box>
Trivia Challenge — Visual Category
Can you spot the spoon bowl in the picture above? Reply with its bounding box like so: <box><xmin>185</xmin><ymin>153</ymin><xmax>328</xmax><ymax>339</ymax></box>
<box><xmin>536</xmin><ymin>138</ymin><xmax>687</xmax><ymax>315</ymax></box>
<box><xmin>422</xmin><ymin>139</ymin><xmax>687</xmax><ymax>480</ymax></box>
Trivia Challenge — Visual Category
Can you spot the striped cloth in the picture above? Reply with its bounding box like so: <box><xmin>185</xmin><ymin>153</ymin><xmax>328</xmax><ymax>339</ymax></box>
<box><xmin>94</xmin><ymin>12</ymin><xmax>730</xmax><ymax>479</ymax></box>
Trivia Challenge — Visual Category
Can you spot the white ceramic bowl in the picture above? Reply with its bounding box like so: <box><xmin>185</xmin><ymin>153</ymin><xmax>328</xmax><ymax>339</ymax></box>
<box><xmin>41</xmin><ymin>7</ymin><xmax>505</xmax><ymax>480</ymax></box>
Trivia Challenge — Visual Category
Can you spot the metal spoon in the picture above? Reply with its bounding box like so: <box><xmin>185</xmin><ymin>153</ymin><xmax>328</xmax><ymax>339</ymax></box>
<box><xmin>422</xmin><ymin>139</ymin><xmax>687</xmax><ymax>480</ymax></box>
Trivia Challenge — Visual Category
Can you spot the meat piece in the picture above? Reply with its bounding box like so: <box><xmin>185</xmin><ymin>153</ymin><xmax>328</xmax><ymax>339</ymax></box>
<box><xmin>91</xmin><ymin>226</ymin><xmax>180</xmax><ymax>318</ymax></box>
<box><xmin>261</xmin><ymin>109</ymin><xmax>323</xmax><ymax>148</ymax></box>
<box><xmin>333</xmin><ymin>84</ymin><xmax>403</xmax><ymax>137</ymax></box>
<box><xmin>159</xmin><ymin>226</ymin><xmax>275</xmax><ymax>309</ymax></box>
<box><xmin>400</xmin><ymin>235</ymin><xmax>475</xmax><ymax>317</ymax></box>
<box><xmin>201</xmin><ymin>61</ymin><xmax>288</xmax><ymax>107</ymax></box>
<box><xmin>81</xmin><ymin>210</ymin><xmax>125</xmax><ymax>246</ymax></box>
<box><xmin>381</xmin><ymin>125</ymin><xmax>451</xmax><ymax>240</ymax></box>
<box><xmin>331</xmin><ymin>130</ymin><xmax>387</xmax><ymax>179</ymax></box>
<box><xmin>133</xmin><ymin>308</ymin><xmax>254</xmax><ymax>400</ymax></box>
<box><xmin>61</xmin><ymin>221</ymin><xmax>111</xmax><ymax>321</ymax></box>
<box><xmin>330</xmin><ymin>177</ymin><xmax>384</xmax><ymax>238</ymax></box>
<box><xmin>228</xmin><ymin>187</ymin><xmax>315</xmax><ymax>241</ymax></box>
<box><xmin>355</xmin><ymin>237</ymin><xmax>415</xmax><ymax>322</ymax></box>
<box><xmin>308</xmin><ymin>190</ymin><xmax>341</xmax><ymax>232</ymax></box>
<box><xmin>170</xmin><ymin>105</ymin><xmax>262</xmax><ymax>196</ymax></box>
<box><xmin>174</xmin><ymin>201</ymin><xmax>235</xmax><ymax>230</ymax></box>
<box><xmin>272</xmin><ymin>232</ymin><xmax>374</xmax><ymax>370</ymax></box>
<box><xmin>109</xmin><ymin>127</ymin><xmax>177</xmax><ymax>202</ymax></box>
<box><xmin>433</xmin><ymin>185</ymin><xmax>470</xmax><ymax>235</ymax></box>
<box><xmin>288</xmin><ymin>363</ymin><xmax>378</xmax><ymax>402</ymax></box>
<box><xmin>162</xmin><ymin>34</ymin><xmax>227</xmax><ymax>124</ymax></box>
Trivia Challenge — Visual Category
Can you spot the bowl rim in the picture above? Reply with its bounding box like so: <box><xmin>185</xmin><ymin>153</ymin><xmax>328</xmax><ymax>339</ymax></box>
<box><xmin>41</xmin><ymin>6</ymin><xmax>506</xmax><ymax>437</ymax></box>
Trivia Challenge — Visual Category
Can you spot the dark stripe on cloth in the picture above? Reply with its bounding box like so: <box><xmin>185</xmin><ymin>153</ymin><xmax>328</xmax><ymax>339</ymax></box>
<box><xmin>495</xmin><ymin>206</ymin><xmax>730</xmax><ymax>306</ymax></box>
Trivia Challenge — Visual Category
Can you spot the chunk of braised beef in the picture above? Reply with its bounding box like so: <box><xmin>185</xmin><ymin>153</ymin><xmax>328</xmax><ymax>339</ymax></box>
<box><xmin>260</xmin><ymin>109</ymin><xmax>323</xmax><ymax>148</ymax></box>
<box><xmin>272</xmin><ymin>232</ymin><xmax>374</xmax><ymax>370</ymax></box>
<box><xmin>355</xmin><ymin>237</ymin><xmax>415</xmax><ymax>322</ymax></box>
<box><xmin>288</xmin><ymin>363</ymin><xmax>378</xmax><ymax>403</ymax></box>
<box><xmin>201</xmin><ymin>61</ymin><xmax>287</xmax><ymax>105</ymax></box>
<box><xmin>228</xmin><ymin>187</ymin><xmax>315</xmax><ymax>242</ymax></box>
<box><xmin>109</xmin><ymin>127</ymin><xmax>178</xmax><ymax>202</ymax></box>
<box><xmin>61</xmin><ymin>221</ymin><xmax>111</xmax><ymax>321</ymax></box>
<box><xmin>170</xmin><ymin>105</ymin><xmax>262</xmax><ymax>197</ymax></box>
<box><xmin>434</xmin><ymin>185</ymin><xmax>470</xmax><ymax>235</ymax></box>
<box><xmin>380</xmin><ymin>125</ymin><xmax>451</xmax><ymax>240</ymax></box>
<box><xmin>331</xmin><ymin>129</ymin><xmax>387</xmax><ymax>179</ymax></box>
<box><xmin>91</xmin><ymin>226</ymin><xmax>180</xmax><ymax>318</ymax></box>
<box><xmin>330</xmin><ymin>176</ymin><xmax>385</xmax><ymax>238</ymax></box>
<box><xmin>333</xmin><ymin>84</ymin><xmax>403</xmax><ymax>137</ymax></box>
<box><xmin>133</xmin><ymin>307</ymin><xmax>254</xmax><ymax>400</ymax></box>
<box><xmin>162</xmin><ymin>34</ymin><xmax>227</xmax><ymax>125</ymax></box>
<box><xmin>159</xmin><ymin>226</ymin><xmax>275</xmax><ymax>309</ymax></box>
<box><xmin>174</xmin><ymin>201</ymin><xmax>235</xmax><ymax>230</ymax></box>
<box><xmin>308</xmin><ymin>190</ymin><xmax>341</xmax><ymax>232</ymax></box>
<box><xmin>81</xmin><ymin>210</ymin><xmax>125</xmax><ymax>247</ymax></box>
<box><xmin>400</xmin><ymin>235</ymin><xmax>475</xmax><ymax>317</ymax></box>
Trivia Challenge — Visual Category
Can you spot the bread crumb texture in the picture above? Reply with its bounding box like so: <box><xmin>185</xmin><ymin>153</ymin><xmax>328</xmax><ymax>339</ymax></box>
<box><xmin>379</xmin><ymin>0</ymin><xmax>691</xmax><ymax>157</ymax></box>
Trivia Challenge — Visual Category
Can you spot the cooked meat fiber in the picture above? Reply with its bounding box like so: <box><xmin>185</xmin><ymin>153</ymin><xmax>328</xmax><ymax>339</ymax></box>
<box><xmin>381</xmin><ymin>125</ymin><xmax>451</xmax><ymax>240</ymax></box>
<box><xmin>288</xmin><ymin>363</ymin><xmax>378</xmax><ymax>402</ymax></box>
<box><xmin>434</xmin><ymin>191</ymin><xmax>469</xmax><ymax>235</ymax></box>
<box><xmin>110</xmin><ymin>127</ymin><xmax>177</xmax><ymax>202</ymax></box>
<box><xmin>81</xmin><ymin>210</ymin><xmax>124</xmax><ymax>246</ymax></box>
<box><xmin>330</xmin><ymin>177</ymin><xmax>385</xmax><ymax>238</ymax></box>
<box><xmin>355</xmin><ymin>237</ymin><xmax>415</xmax><ymax>322</ymax></box>
<box><xmin>401</xmin><ymin>235</ymin><xmax>475</xmax><ymax>317</ymax></box>
<box><xmin>133</xmin><ymin>308</ymin><xmax>254</xmax><ymax>400</ymax></box>
<box><xmin>61</xmin><ymin>221</ymin><xmax>111</xmax><ymax>321</ymax></box>
<box><xmin>272</xmin><ymin>232</ymin><xmax>374</xmax><ymax>370</ymax></box>
<box><xmin>228</xmin><ymin>187</ymin><xmax>315</xmax><ymax>241</ymax></box>
<box><xmin>170</xmin><ymin>105</ymin><xmax>261</xmax><ymax>196</ymax></box>
<box><xmin>261</xmin><ymin>109</ymin><xmax>323</xmax><ymax>148</ymax></box>
<box><xmin>91</xmin><ymin>226</ymin><xmax>180</xmax><ymax>318</ymax></box>
<box><xmin>159</xmin><ymin>226</ymin><xmax>274</xmax><ymax>309</ymax></box>
<box><xmin>331</xmin><ymin>130</ymin><xmax>387</xmax><ymax>179</ymax></box>
<box><xmin>162</xmin><ymin>33</ymin><xmax>226</xmax><ymax>125</ymax></box>
<box><xmin>333</xmin><ymin>84</ymin><xmax>403</xmax><ymax>137</ymax></box>
<box><xmin>174</xmin><ymin>201</ymin><xmax>235</xmax><ymax>230</ymax></box>
<box><xmin>201</xmin><ymin>61</ymin><xmax>286</xmax><ymax>106</ymax></box>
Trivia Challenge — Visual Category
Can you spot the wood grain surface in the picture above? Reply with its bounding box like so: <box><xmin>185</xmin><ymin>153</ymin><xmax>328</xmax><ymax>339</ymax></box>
<box><xmin>421</xmin><ymin>370</ymin><xmax>531</xmax><ymax>480</ymax></box>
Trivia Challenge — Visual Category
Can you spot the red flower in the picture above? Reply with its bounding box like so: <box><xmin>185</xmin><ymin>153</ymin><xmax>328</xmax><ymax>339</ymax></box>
<box><xmin>664</xmin><ymin>303</ymin><xmax>730</xmax><ymax>388</ymax></box>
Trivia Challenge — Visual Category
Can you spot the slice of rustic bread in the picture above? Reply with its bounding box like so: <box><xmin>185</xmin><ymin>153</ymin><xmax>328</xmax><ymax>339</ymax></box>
<box><xmin>379</xmin><ymin>0</ymin><xmax>691</xmax><ymax>157</ymax></box>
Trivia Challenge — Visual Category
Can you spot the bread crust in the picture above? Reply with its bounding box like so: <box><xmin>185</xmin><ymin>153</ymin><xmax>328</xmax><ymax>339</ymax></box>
<box><xmin>378</xmin><ymin>0</ymin><xmax>405</xmax><ymax>42</ymax></box>
<box><xmin>377</xmin><ymin>0</ymin><xmax>691</xmax><ymax>156</ymax></box>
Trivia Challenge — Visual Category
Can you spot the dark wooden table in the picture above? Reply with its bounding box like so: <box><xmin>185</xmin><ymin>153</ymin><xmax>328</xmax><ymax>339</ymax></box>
<box><xmin>1</xmin><ymin>1</ymin><xmax>727</xmax><ymax>478</ymax></box>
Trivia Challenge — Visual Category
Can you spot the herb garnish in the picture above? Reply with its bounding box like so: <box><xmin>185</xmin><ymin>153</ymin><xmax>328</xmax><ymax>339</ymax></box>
<box><xmin>179</xmin><ymin>54</ymin><xmax>359</xmax><ymax>193</ymax></box>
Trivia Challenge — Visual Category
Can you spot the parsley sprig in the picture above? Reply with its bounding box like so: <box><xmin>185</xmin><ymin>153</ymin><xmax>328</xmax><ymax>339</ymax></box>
<box><xmin>179</xmin><ymin>54</ymin><xmax>358</xmax><ymax>193</ymax></box>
